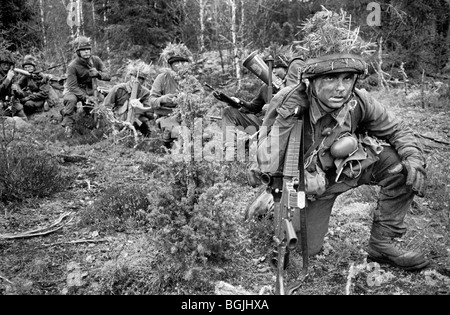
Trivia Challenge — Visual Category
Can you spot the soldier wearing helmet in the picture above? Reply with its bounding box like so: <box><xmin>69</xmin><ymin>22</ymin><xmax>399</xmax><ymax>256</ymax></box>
<box><xmin>16</xmin><ymin>55</ymin><xmax>52</xmax><ymax>116</ymax></box>
<box><xmin>0</xmin><ymin>49</ymin><xmax>27</xmax><ymax>120</ymax></box>
<box><xmin>255</xmin><ymin>8</ymin><xmax>428</xmax><ymax>272</ymax></box>
<box><xmin>61</xmin><ymin>36</ymin><xmax>111</xmax><ymax>137</ymax></box>
<box><xmin>217</xmin><ymin>55</ymin><xmax>289</xmax><ymax>138</ymax></box>
<box><xmin>103</xmin><ymin>62</ymin><xmax>154</xmax><ymax>137</ymax></box>
<box><xmin>149</xmin><ymin>45</ymin><xmax>196</xmax><ymax>145</ymax></box>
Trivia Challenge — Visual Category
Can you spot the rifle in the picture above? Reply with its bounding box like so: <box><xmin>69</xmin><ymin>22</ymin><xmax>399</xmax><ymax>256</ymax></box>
<box><xmin>204</xmin><ymin>83</ymin><xmax>241</xmax><ymax>108</ymax></box>
<box><xmin>261</xmin><ymin>113</ymin><xmax>309</xmax><ymax>295</ymax></box>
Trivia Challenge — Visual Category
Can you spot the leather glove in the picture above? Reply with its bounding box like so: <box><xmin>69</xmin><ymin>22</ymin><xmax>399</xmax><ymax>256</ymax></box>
<box><xmin>88</xmin><ymin>68</ymin><xmax>100</xmax><ymax>78</ymax></box>
<box><xmin>403</xmin><ymin>157</ymin><xmax>426</xmax><ymax>197</ymax></box>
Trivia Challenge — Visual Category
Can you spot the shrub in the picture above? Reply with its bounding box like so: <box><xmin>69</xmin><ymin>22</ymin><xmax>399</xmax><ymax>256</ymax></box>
<box><xmin>79</xmin><ymin>184</ymin><xmax>152</xmax><ymax>232</ymax></box>
<box><xmin>144</xmin><ymin>156</ymin><xmax>242</xmax><ymax>293</ymax></box>
<box><xmin>0</xmin><ymin>144</ymin><xmax>70</xmax><ymax>203</ymax></box>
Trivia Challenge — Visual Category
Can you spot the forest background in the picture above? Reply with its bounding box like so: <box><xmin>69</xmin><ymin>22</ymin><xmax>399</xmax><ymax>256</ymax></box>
<box><xmin>2</xmin><ymin>0</ymin><xmax>450</xmax><ymax>84</ymax></box>
<box><xmin>1</xmin><ymin>0</ymin><xmax>450</xmax><ymax>296</ymax></box>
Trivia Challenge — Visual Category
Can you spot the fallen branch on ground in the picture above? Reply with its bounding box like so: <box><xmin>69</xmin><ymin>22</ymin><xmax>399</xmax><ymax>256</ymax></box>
<box><xmin>417</xmin><ymin>134</ymin><xmax>450</xmax><ymax>146</ymax></box>
<box><xmin>0</xmin><ymin>212</ymin><xmax>74</xmax><ymax>240</ymax></box>
<box><xmin>0</xmin><ymin>274</ymin><xmax>14</xmax><ymax>285</ymax></box>
<box><xmin>42</xmin><ymin>238</ymin><xmax>109</xmax><ymax>248</ymax></box>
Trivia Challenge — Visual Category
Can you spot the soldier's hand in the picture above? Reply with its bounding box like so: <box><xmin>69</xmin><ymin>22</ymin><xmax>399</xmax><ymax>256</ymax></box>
<box><xmin>160</xmin><ymin>94</ymin><xmax>176</xmax><ymax>105</ymax></box>
<box><xmin>130</xmin><ymin>99</ymin><xmax>142</xmax><ymax>108</ymax></box>
<box><xmin>7</xmin><ymin>69</ymin><xmax>15</xmax><ymax>81</ymax></box>
<box><xmin>212</xmin><ymin>91</ymin><xmax>225</xmax><ymax>102</ymax></box>
<box><xmin>31</xmin><ymin>73</ymin><xmax>43</xmax><ymax>80</ymax></box>
<box><xmin>11</xmin><ymin>84</ymin><xmax>20</xmax><ymax>94</ymax></box>
<box><xmin>230</xmin><ymin>96</ymin><xmax>240</xmax><ymax>104</ymax></box>
<box><xmin>403</xmin><ymin>157</ymin><xmax>426</xmax><ymax>197</ymax></box>
<box><xmin>89</xmin><ymin>68</ymin><xmax>100</xmax><ymax>78</ymax></box>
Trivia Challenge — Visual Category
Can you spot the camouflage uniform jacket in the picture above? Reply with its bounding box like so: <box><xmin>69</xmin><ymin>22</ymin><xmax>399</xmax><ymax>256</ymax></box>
<box><xmin>63</xmin><ymin>55</ymin><xmax>111</xmax><ymax>99</ymax></box>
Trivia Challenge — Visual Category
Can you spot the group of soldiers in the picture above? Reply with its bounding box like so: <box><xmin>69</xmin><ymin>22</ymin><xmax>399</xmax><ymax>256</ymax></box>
<box><xmin>1</xmin><ymin>6</ymin><xmax>431</xmax><ymax>274</ymax></box>
<box><xmin>0</xmin><ymin>51</ymin><xmax>57</xmax><ymax>121</ymax></box>
<box><xmin>1</xmin><ymin>35</ymin><xmax>289</xmax><ymax>142</ymax></box>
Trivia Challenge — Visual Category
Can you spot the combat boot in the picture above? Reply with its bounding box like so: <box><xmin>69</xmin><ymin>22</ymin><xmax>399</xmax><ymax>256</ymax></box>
<box><xmin>367</xmin><ymin>232</ymin><xmax>429</xmax><ymax>271</ymax></box>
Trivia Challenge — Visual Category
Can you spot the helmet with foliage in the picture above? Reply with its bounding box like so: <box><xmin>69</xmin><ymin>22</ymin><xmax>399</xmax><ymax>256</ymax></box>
<box><xmin>22</xmin><ymin>55</ymin><xmax>37</xmax><ymax>67</ymax></box>
<box><xmin>71</xmin><ymin>35</ymin><xmax>92</xmax><ymax>52</ymax></box>
<box><xmin>298</xmin><ymin>7</ymin><xmax>376</xmax><ymax>80</ymax></box>
<box><xmin>126</xmin><ymin>60</ymin><xmax>153</xmax><ymax>80</ymax></box>
<box><xmin>159</xmin><ymin>43</ymin><xmax>193</xmax><ymax>66</ymax></box>
<box><xmin>0</xmin><ymin>49</ymin><xmax>15</xmax><ymax>65</ymax></box>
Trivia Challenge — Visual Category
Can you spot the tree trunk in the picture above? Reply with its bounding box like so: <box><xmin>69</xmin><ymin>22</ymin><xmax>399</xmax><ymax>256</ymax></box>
<box><xmin>39</xmin><ymin>0</ymin><xmax>47</xmax><ymax>47</ymax></box>
<box><xmin>199</xmin><ymin>0</ymin><xmax>205</xmax><ymax>52</ymax></box>
<box><xmin>91</xmin><ymin>1</ymin><xmax>96</xmax><ymax>50</ymax></box>
<box><xmin>78</xmin><ymin>0</ymin><xmax>83</xmax><ymax>36</ymax></box>
<box><xmin>445</xmin><ymin>0</ymin><xmax>450</xmax><ymax>72</ymax></box>
<box><xmin>230</xmin><ymin>0</ymin><xmax>241</xmax><ymax>88</ymax></box>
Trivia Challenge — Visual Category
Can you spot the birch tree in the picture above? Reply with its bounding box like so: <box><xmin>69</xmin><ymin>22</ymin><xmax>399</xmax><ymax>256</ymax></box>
<box><xmin>39</xmin><ymin>0</ymin><xmax>47</xmax><ymax>46</ymax></box>
<box><xmin>199</xmin><ymin>0</ymin><xmax>206</xmax><ymax>52</ymax></box>
<box><xmin>229</xmin><ymin>0</ymin><xmax>241</xmax><ymax>86</ymax></box>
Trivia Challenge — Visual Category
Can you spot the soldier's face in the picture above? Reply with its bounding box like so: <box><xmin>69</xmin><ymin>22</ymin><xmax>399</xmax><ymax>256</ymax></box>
<box><xmin>129</xmin><ymin>74</ymin><xmax>144</xmax><ymax>86</ymax></box>
<box><xmin>79</xmin><ymin>49</ymin><xmax>91</xmax><ymax>59</ymax></box>
<box><xmin>273</xmin><ymin>67</ymin><xmax>287</xmax><ymax>80</ymax></box>
<box><xmin>24</xmin><ymin>65</ymin><xmax>35</xmax><ymax>73</ymax></box>
<box><xmin>171</xmin><ymin>61</ymin><xmax>189</xmax><ymax>74</ymax></box>
<box><xmin>313</xmin><ymin>72</ymin><xmax>356</xmax><ymax>110</ymax></box>
<box><xmin>0</xmin><ymin>62</ymin><xmax>11</xmax><ymax>72</ymax></box>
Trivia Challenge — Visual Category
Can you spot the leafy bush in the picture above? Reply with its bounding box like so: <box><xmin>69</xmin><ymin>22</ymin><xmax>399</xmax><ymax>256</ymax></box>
<box><xmin>79</xmin><ymin>184</ymin><xmax>152</xmax><ymax>232</ymax></box>
<box><xmin>142</xmin><ymin>156</ymin><xmax>243</xmax><ymax>293</ymax></box>
<box><xmin>0</xmin><ymin>143</ymin><xmax>70</xmax><ymax>203</ymax></box>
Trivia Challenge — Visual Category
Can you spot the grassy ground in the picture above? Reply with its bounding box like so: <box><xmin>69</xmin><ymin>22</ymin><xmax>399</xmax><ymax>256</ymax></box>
<box><xmin>0</xmin><ymin>87</ymin><xmax>449</xmax><ymax>296</ymax></box>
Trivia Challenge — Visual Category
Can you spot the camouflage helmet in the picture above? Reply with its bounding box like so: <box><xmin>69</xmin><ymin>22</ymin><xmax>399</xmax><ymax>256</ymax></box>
<box><xmin>129</xmin><ymin>68</ymin><xmax>148</xmax><ymax>80</ymax></box>
<box><xmin>22</xmin><ymin>55</ymin><xmax>37</xmax><ymax>67</ymax></box>
<box><xmin>126</xmin><ymin>60</ymin><xmax>153</xmax><ymax>81</ymax></box>
<box><xmin>160</xmin><ymin>43</ymin><xmax>193</xmax><ymax>66</ymax></box>
<box><xmin>0</xmin><ymin>50</ymin><xmax>15</xmax><ymax>65</ymax></box>
<box><xmin>72</xmin><ymin>36</ymin><xmax>92</xmax><ymax>52</ymax></box>
<box><xmin>298</xmin><ymin>7</ymin><xmax>375</xmax><ymax>80</ymax></box>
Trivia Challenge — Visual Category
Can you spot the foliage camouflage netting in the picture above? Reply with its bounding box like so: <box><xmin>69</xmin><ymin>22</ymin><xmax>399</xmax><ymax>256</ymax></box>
<box><xmin>159</xmin><ymin>42</ymin><xmax>193</xmax><ymax>66</ymax></box>
<box><xmin>296</xmin><ymin>6</ymin><xmax>377</xmax><ymax>60</ymax></box>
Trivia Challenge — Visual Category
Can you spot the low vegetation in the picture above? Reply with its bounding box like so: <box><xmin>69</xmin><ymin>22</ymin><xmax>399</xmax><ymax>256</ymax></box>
<box><xmin>0</xmin><ymin>84</ymin><xmax>449</xmax><ymax>296</ymax></box>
